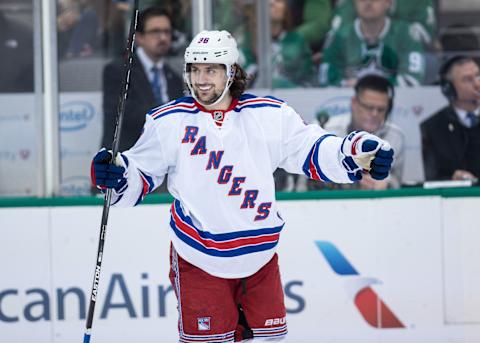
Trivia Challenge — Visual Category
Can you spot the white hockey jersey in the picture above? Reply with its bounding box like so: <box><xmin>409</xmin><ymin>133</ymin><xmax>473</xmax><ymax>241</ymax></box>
<box><xmin>112</xmin><ymin>94</ymin><xmax>352</xmax><ymax>278</ymax></box>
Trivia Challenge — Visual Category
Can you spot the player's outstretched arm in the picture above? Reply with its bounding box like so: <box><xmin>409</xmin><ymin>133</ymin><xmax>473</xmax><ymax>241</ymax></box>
<box><xmin>278</xmin><ymin>105</ymin><xmax>393</xmax><ymax>184</ymax></box>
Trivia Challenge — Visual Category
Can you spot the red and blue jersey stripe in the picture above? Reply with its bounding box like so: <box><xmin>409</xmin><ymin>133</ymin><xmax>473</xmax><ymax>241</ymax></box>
<box><xmin>170</xmin><ymin>199</ymin><xmax>284</xmax><ymax>257</ymax></box>
<box><xmin>302</xmin><ymin>134</ymin><xmax>335</xmax><ymax>182</ymax></box>
<box><xmin>148</xmin><ymin>97</ymin><xmax>199</xmax><ymax>121</ymax></box>
<box><xmin>134</xmin><ymin>170</ymin><xmax>155</xmax><ymax>206</ymax></box>
<box><xmin>234</xmin><ymin>94</ymin><xmax>284</xmax><ymax>112</ymax></box>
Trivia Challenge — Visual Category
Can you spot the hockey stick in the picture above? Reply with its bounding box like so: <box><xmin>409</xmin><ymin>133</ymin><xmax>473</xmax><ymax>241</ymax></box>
<box><xmin>83</xmin><ymin>1</ymin><xmax>139</xmax><ymax>342</ymax></box>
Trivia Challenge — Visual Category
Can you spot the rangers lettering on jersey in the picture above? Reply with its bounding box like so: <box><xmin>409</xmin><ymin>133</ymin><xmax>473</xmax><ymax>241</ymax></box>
<box><xmin>181</xmin><ymin>127</ymin><xmax>268</xmax><ymax>217</ymax></box>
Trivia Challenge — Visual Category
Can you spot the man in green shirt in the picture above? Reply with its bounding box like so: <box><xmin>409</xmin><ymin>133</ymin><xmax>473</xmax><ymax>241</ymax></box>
<box><xmin>320</xmin><ymin>0</ymin><xmax>426</xmax><ymax>87</ymax></box>
<box><xmin>331</xmin><ymin>0</ymin><xmax>435</xmax><ymax>46</ymax></box>
<box><xmin>292</xmin><ymin>0</ymin><xmax>332</xmax><ymax>51</ymax></box>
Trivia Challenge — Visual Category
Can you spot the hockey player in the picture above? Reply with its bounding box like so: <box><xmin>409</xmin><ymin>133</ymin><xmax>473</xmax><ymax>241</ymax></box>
<box><xmin>320</xmin><ymin>0</ymin><xmax>426</xmax><ymax>87</ymax></box>
<box><xmin>91</xmin><ymin>30</ymin><xmax>394</xmax><ymax>342</ymax></box>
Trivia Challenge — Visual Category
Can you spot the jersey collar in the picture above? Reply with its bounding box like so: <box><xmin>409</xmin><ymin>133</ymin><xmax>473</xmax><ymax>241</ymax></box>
<box><xmin>194</xmin><ymin>98</ymin><xmax>239</xmax><ymax>127</ymax></box>
<box><xmin>355</xmin><ymin>17</ymin><xmax>391</xmax><ymax>42</ymax></box>
<box><xmin>194</xmin><ymin>98</ymin><xmax>239</xmax><ymax>114</ymax></box>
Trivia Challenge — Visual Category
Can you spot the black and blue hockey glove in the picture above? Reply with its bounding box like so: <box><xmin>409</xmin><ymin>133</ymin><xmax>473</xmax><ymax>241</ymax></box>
<box><xmin>90</xmin><ymin>149</ymin><xmax>127</xmax><ymax>192</ymax></box>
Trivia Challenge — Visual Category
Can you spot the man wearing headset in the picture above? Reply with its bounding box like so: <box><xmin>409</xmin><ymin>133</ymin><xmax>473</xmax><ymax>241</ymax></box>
<box><xmin>323</xmin><ymin>74</ymin><xmax>405</xmax><ymax>189</ymax></box>
<box><xmin>421</xmin><ymin>56</ymin><xmax>480</xmax><ymax>182</ymax></box>
<box><xmin>90</xmin><ymin>30</ymin><xmax>394</xmax><ymax>342</ymax></box>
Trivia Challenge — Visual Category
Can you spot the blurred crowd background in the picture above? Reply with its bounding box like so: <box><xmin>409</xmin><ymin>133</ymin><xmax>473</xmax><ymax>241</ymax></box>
<box><xmin>1</xmin><ymin>0</ymin><xmax>480</xmax><ymax>197</ymax></box>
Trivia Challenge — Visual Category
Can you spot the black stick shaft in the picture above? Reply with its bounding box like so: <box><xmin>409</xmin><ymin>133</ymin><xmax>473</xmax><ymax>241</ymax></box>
<box><xmin>83</xmin><ymin>1</ymin><xmax>139</xmax><ymax>342</ymax></box>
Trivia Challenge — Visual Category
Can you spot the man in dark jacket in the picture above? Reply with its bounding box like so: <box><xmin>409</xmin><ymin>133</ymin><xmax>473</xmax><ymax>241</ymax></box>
<box><xmin>101</xmin><ymin>7</ymin><xmax>184</xmax><ymax>152</ymax></box>
<box><xmin>421</xmin><ymin>56</ymin><xmax>480</xmax><ymax>182</ymax></box>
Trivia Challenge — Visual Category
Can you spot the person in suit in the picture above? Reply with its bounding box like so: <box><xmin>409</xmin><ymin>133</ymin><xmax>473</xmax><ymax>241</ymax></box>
<box><xmin>101</xmin><ymin>7</ymin><xmax>184</xmax><ymax>152</ymax></box>
<box><xmin>421</xmin><ymin>56</ymin><xmax>480</xmax><ymax>182</ymax></box>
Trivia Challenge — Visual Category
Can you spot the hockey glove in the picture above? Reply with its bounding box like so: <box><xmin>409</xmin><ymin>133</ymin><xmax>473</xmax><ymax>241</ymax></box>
<box><xmin>90</xmin><ymin>149</ymin><xmax>127</xmax><ymax>192</ymax></box>
<box><xmin>341</xmin><ymin>131</ymin><xmax>394</xmax><ymax>182</ymax></box>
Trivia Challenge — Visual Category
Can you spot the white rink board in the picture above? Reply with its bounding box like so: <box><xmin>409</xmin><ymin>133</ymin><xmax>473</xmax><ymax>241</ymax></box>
<box><xmin>1</xmin><ymin>196</ymin><xmax>480</xmax><ymax>343</ymax></box>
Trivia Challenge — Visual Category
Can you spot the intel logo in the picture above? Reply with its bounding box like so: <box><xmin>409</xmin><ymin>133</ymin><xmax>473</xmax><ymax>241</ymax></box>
<box><xmin>60</xmin><ymin>175</ymin><xmax>92</xmax><ymax>196</ymax></box>
<box><xmin>60</xmin><ymin>101</ymin><xmax>95</xmax><ymax>131</ymax></box>
<box><xmin>315</xmin><ymin>96</ymin><xmax>351</xmax><ymax>117</ymax></box>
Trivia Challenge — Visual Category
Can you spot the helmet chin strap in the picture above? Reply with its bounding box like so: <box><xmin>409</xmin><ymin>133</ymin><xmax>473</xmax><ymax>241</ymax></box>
<box><xmin>194</xmin><ymin>80</ymin><xmax>233</xmax><ymax>107</ymax></box>
<box><xmin>186</xmin><ymin>64</ymin><xmax>235</xmax><ymax>108</ymax></box>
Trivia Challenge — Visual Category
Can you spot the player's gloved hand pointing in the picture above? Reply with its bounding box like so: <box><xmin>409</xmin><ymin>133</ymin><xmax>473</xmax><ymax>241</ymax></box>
<box><xmin>90</xmin><ymin>149</ymin><xmax>127</xmax><ymax>192</ymax></box>
<box><xmin>340</xmin><ymin>131</ymin><xmax>394</xmax><ymax>182</ymax></box>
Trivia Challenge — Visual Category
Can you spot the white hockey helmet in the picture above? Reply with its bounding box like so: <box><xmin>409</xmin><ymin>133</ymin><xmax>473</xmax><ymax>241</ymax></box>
<box><xmin>184</xmin><ymin>30</ymin><xmax>240</xmax><ymax>106</ymax></box>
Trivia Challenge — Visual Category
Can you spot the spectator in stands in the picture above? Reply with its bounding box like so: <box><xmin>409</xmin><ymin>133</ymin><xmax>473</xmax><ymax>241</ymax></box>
<box><xmin>320</xmin><ymin>0</ymin><xmax>426</xmax><ymax>87</ymax></box>
<box><xmin>0</xmin><ymin>10</ymin><xmax>34</xmax><ymax>92</ymax></box>
<box><xmin>101</xmin><ymin>7</ymin><xmax>184</xmax><ymax>153</ymax></box>
<box><xmin>313</xmin><ymin>74</ymin><xmax>404</xmax><ymax>190</ymax></box>
<box><xmin>331</xmin><ymin>0</ymin><xmax>436</xmax><ymax>47</ymax></box>
<box><xmin>241</xmin><ymin>0</ymin><xmax>315</xmax><ymax>88</ymax></box>
<box><xmin>63</xmin><ymin>0</ymin><xmax>101</xmax><ymax>58</ymax></box>
<box><xmin>57</xmin><ymin>0</ymin><xmax>80</xmax><ymax>59</ymax></box>
<box><xmin>98</xmin><ymin>0</ymin><xmax>131</xmax><ymax>59</ymax></box>
<box><xmin>289</xmin><ymin>0</ymin><xmax>332</xmax><ymax>63</ymax></box>
<box><xmin>213</xmin><ymin>0</ymin><xmax>253</xmax><ymax>44</ymax></box>
<box><xmin>421</xmin><ymin>56</ymin><xmax>480</xmax><ymax>182</ymax></box>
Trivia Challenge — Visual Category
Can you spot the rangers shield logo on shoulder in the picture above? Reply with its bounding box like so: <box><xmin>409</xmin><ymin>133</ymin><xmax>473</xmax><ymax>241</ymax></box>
<box><xmin>197</xmin><ymin>317</ymin><xmax>211</xmax><ymax>331</ymax></box>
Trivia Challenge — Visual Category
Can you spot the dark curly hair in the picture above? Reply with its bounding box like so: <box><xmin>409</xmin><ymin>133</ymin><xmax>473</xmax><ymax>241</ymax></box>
<box><xmin>229</xmin><ymin>63</ymin><xmax>248</xmax><ymax>99</ymax></box>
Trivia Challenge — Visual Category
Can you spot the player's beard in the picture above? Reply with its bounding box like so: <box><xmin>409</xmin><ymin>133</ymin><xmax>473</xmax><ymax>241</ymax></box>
<box><xmin>194</xmin><ymin>85</ymin><xmax>222</xmax><ymax>105</ymax></box>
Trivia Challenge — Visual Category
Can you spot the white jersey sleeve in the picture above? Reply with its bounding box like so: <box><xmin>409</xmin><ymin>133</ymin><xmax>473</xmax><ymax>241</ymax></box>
<box><xmin>278</xmin><ymin>104</ymin><xmax>352</xmax><ymax>184</ymax></box>
<box><xmin>111</xmin><ymin>114</ymin><xmax>171</xmax><ymax>207</ymax></box>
